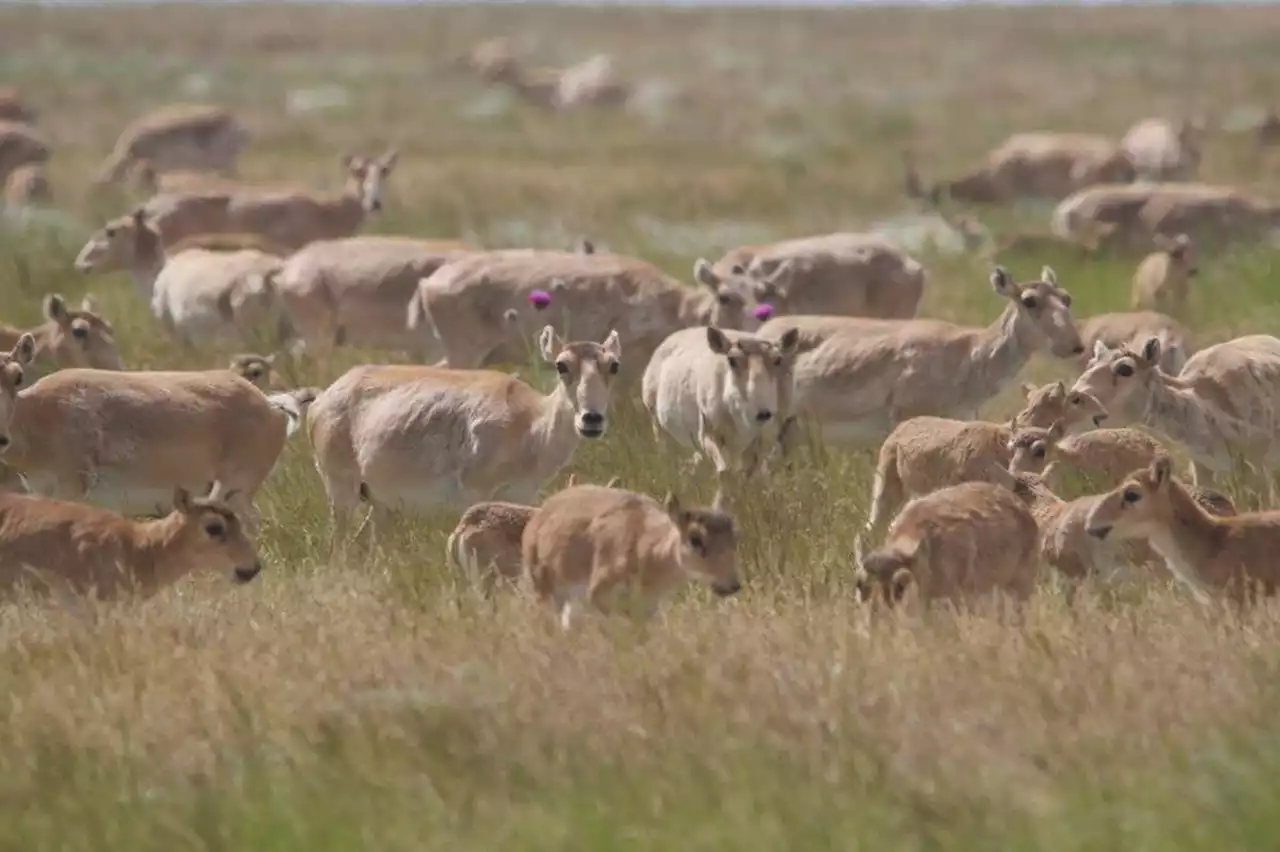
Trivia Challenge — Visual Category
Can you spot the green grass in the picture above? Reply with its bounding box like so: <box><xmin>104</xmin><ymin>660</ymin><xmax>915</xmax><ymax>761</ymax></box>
<box><xmin>4</xmin><ymin>3</ymin><xmax>1280</xmax><ymax>849</ymax></box>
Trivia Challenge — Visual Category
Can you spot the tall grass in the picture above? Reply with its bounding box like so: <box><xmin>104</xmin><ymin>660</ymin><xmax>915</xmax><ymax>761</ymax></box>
<box><xmin>3</xmin><ymin>3</ymin><xmax>1280</xmax><ymax>848</ymax></box>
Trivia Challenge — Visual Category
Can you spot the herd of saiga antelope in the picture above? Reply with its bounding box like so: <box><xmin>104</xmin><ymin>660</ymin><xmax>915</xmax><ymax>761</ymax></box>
<box><xmin>3</xmin><ymin>92</ymin><xmax>1280</xmax><ymax>627</ymax></box>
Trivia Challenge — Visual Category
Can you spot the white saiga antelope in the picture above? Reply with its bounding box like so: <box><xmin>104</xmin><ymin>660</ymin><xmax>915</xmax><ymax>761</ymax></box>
<box><xmin>642</xmin><ymin>326</ymin><xmax>801</xmax><ymax>476</ymax></box>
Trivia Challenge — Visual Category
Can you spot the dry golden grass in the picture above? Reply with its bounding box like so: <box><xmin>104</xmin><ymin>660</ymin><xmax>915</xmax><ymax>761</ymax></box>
<box><xmin>4</xmin><ymin>4</ymin><xmax>1280</xmax><ymax>848</ymax></box>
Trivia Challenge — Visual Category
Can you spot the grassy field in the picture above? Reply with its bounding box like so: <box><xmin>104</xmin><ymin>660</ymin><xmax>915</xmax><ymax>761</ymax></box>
<box><xmin>4</xmin><ymin>3</ymin><xmax>1280</xmax><ymax>848</ymax></box>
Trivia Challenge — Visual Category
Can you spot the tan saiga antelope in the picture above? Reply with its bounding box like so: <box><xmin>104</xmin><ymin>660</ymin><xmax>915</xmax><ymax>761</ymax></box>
<box><xmin>446</xmin><ymin>473</ymin><xmax>621</xmax><ymax>594</ymax></box>
<box><xmin>992</xmin><ymin>460</ymin><xmax>1236</xmax><ymax>588</ymax></box>
<box><xmin>1073</xmin><ymin>336</ymin><xmax>1280</xmax><ymax>498</ymax></box>
<box><xmin>0</xmin><ymin>294</ymin><xmax>124</xmax><ymax>378</ymax></box>
<box><xmin>1131</xmin><ymin>233</ymin><xmax>1197</xmax><ymax>314</ymax></box>
<box><xmin>308</xmin><ymin>325</ymin><xmax>621</xmax><ymax>545</ymax></box>
<box><xmin>1006</xmin><ymin>419</ymin><xmax>1165</xmax><ymax>493</ymax></box>
<box><xmin>1010</xmin><ymin>380</ymin><xmax>1111</xmax><ymax>431</ymax></box>
<box><xmin>0</xmin><ymin>334</ymin><xmax>35</xmax><ymax>455</ymax></box>
<box><xmin>0</xmin><ymin>364</ymin><xmax>315</xmax><ymax>525</ymax></box>
<box><xmin>410</xmin><ymin>248</ymin><xmax>753</xmax><ymax>377</ymax></box>
<box><xmin>1086</xmin><ymin>455</ymin><xmax>1280</xmax><ymax>605</ymax></box>
<box><xmin>854</xmin><ymin>480</ymin><xmax>1040</xmax><ymax>611</ymax></box>
<box><xmin>905</xmin><ymin>133</ymin><xmax>1136</xmax><ymax>205</ymax></box>
<box><xmin>93</xmin><ymin>104</ymin><xmax>248</xmax><ymax>186</ymax></box>
<box><xmin>1076</xmin><ymin>309</ymin><xmax>1192</xmax><ymax>376</ymax></box>
<box><xmin>3</xmin><ymin>162</ymin><xmax>50</xmax><ymax>206</ymax></box>
<box><xmin>862</xmin><ymin>384</ymin><xmax>1109</xmax><ymax>541</ymax></box>
<box><xmin>787</xmin><ymin>265</ymin><xmax>1084</xmax><ymax>448</ymax></box>
<box><xmin>696</xmin><ymin>231</ymin><xmax>927</xmax><ymax>324</ymax></box>
<box><xmin>277</xmin><ymin>234</ymin><xmax>472</xmax><ymax>357</ymax></box>
<box><xmin>129</xmin><ymin>151</ymin><xmax>397</xmax><ymax>253</ymax></box>
<box><xmin>523</xmin><ymin>484</ymin><xmax>740</xmax><ymax>630</ymax></box>
<box><xmin>0</xmin><ymin>482</ymin><xmax>260</xmax><ymax>603</ymax></box>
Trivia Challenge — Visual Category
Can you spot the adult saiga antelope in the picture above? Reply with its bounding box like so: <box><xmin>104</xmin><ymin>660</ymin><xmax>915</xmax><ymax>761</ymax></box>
<box><xmin>785</xmin><ymin>266</ymin><xmax>1084</xmax><ymax>448</ymax></box>
<box><xmin>0</xmin><ymin>359</ymin><xmax>313</xmax><ymax>525</ymax></box>
<box><xmin>308</xmin><ymin>325</ymin><xmax>621</xmax><ymax>543</ymax></box>
<box><xmin>1072</xmin><ymin>335</ymin><xmax>1280</xmax><ymax>499</ymax></box>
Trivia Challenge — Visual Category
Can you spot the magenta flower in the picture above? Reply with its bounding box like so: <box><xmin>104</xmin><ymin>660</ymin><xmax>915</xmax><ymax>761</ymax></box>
<box><xmin>528</xmin><ymin>290</ymin><xmax>552</xmax><ymax>311</ymax></box>
<box><xmin>752</xmin><ymin>303</ymin><xmax>774</xmax><ymax>321</ymax></box>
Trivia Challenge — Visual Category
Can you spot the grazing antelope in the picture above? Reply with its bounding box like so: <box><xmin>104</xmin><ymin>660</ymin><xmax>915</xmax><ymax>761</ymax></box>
<box><xmin>0</xmin><ymin>366</ymin><xmax>313</xmax><ymax>525</ymax></box>
<box><xmin>904</xmin><ymin>133</ymin><xmax>1136</xmax><ymax>205</ymax></box>
<box><xmin>994</xmin><ymin>461</ymin><xmax>1236</xmax><ymax>587</ymax></box>
<box><xmin>863</xmin><ymin>385</ymin><xmax>1108</xmax><ymax>540</ymax></box>
<box><xmin>696</xmin><ymin>232</ymin><xmax>927</xmax><ymax>324</ymax></box>
<box><xmin>1131</xmin><ymin>233</ymin><xmax>1196</xmax><ymax>314</ymax></box>
<box><xmin>93</xmin><ymin>104</ymin><xmax>248</xmax><ymax>186</ymax></box>
<box><xmin>74</xmin><ymin>213</ymin><xmax>291</xmax><ymax>347</ymax></box>
<box><xmin>446</xmin><ymin>473</ymin><xmax>620</xmax><ymax>594</ymax></box>
<box><xmin>1007</xmin><ymin>419</ymin><xmax>1165</xmax><ymax>493</ymax></box>
<box><xmin>278</xmin><ymin>234</ymin><xmax>472</xmax><ymax>356</ymax></box>
<box><xmin>1055</xmin><ymin>181</ymin><xmax>1280</xmax><ymax>252</ymax></box>
<box><xmin>1077</xmin><ymin>309</ymin><xmax>1191</xmax><ymax>376</ymax></box>
<box><xmin>0</xmin><ymin>120</ymin><xmax>49</xmax><ymax>188</ymax></box>
<box><xmin>0</xmin><ymin>294</ymin><xmax>124</xmax><ymax>378</ymax></box>
<box><xmin>991</xmin><ymin>462</ymin><xmax>1136</xmax><ymax>584</ymax></box>
<box><xmin>523</xmin><ymin>485</ymin><xmax>740</xmax><ymax>630</ymax></box>
<box><xmin>0</xmin><ymin>334</ymin><xmax>34</xmax><ymax>454</ymax></box>
<box><xmin>1009</xmin><ymin>380</ymin><xmax>1110</xmax><ymax>431</ymax></box>
<box><xmin>125</xmin><ymin>151</ymin><xmax>397</xmax><ymax>253</ymax></box>
<box><xmin>308</xmin><ymin>325</ymin><xmax>621</xmax><ymax>545</ymax></box>
<box><xmin>0</xmin><ymin>482</ymin><xmax>260</xmax><ymax>603</ymax></box>
<box><xmin>854</xmin><ymin>480</ymin><xmax>1040</xmax><ymax>610</ymax></box>
<box><xmin>787</xmin><ymin>265</ymin><xmax>1083</xmax><ymax>448</ymax></box>
<box><xmin>1120</xmin><ymin>118</ymin><xmax>1203</xmax><ymax>182</ymax></box>
<box><xmin>411</xmin><ymin>249</ymin><xmax>752</xmax><ymax>376</ymax></box>
<box><xmin>642</xmin><ymin>326</ymin><xmax>800</xmax><ymax>477</ymax></box>
<box><xmin>3</xmin><ymin>162</ymin><xmax>50</xmax><ymax>206</ymax></box>
<box><xmin>1086</xmin><ymin>455</ymin><xmax>1280</xmax><ymax>605</ymax></box>
<box><xmin>754</xmin><ymin>314</ymin><xmax>903</xmax><ymax>356</ymax></box>
<box><xmin>1073</xmin><ymin>336</ymin><xmax>1280</xmax><ymax>498</ymax></box>
<box><xmin>74</xmin><ymin>209</ymin><xmax>288</xmax><ymax>300</ymax></box>
<box><xmin>468</xmin><ymin>38</ymin><xmax>630</xmax><ymax>111</ymax></box>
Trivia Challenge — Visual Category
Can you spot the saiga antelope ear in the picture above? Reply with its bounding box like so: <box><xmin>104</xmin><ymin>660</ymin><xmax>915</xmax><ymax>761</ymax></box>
<box><xmin>990</xmin><ymin>266</ymin><xmax>1018</xmax><ymax>298</ymax></box>
<box><xmin>693</xmin><ymin>259</ymin><xmax>720</xmax><ymax>288</ymax></box>
<box><xmin>777</xmin><ymin>327</ymin><xmax>800</xmax><ymax>357</ymax></box>
<box><xmin>1149</xmin><ymin>454</ymin><xmax>1171</xmax><ymax>487</ymax></box>
<box><xmin>538</xmin><ymin>325</ymin><xmax>563</xmax><ymax>361</ymax></box>
<box><xmin>711</xmin><ymin>489</ymin><xmax>728</xmax><ymax>513</ymax></box>
<box><xmin>890</xmin><ymin>568</ymin><xmax>914</xmax><ymax>602</ymax></box>
<box><xmin>1140</xmin><ymin>336</ymin><xmax>1162</xmax><ymax>366</ymax></box>
<box><xmin>664</xmin><ymin>492</ymin><xmax>685</xmax><ymax>524</ymax></box>
<box><xmin>601</xmin><ymin>329</ymin><xmax>621</xmax><ymax>359</ymax></box>
<box><xmin>11</xmin><ymin>333</ymin><xmax>35</xmax><ymax>365</ymax></box>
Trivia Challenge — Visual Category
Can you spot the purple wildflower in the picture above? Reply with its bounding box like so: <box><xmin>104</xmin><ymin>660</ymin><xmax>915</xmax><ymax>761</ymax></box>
<box><xmin>528</xmin><ymin>290</ymin><xmax>552</xmax><ymax>311</ymax></box>
<box><xmin>752</xmin><ymin>303</ymin><xmax>774</xmax><ymax>321</ymax></box>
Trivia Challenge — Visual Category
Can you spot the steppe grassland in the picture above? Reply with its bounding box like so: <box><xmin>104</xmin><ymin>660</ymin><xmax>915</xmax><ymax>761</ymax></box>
<box><xmin>3</xmin><ymin>4</ymin><xmax>1280</xmax><ymax>848</ymax></box>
